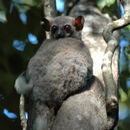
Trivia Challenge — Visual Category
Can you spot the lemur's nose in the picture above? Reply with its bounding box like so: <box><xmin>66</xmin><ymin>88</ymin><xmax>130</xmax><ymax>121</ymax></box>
<box><xmin>56</xmin><ymin>29</ymin><xmax>64</xmax><ymax>39</ymax></box>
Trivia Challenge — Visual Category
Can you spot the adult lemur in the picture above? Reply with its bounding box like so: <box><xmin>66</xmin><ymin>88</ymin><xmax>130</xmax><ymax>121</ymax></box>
<box><xmin>15</xmin><ymin>16</ymin><xmax>93</xmax><ymax>130</ymax></box>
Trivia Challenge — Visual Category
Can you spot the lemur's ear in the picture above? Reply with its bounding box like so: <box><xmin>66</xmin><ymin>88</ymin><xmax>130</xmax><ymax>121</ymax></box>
<box><xmin>41</xmin><ymin>18</ymin><xmax>51</xmax><ymax>31</ymax></box>
<box><xmin>74</xmin><ymin>16</ymin><xmax>84</xmax><ymax>31</ymax></box>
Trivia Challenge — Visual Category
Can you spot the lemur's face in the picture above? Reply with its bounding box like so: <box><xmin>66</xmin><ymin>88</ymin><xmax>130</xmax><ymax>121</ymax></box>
<box><xmin>50</xmin><ymin>16</ymin><xmax>76</xmax><ymax>39</ymax></box>
<box><xmin>41</xmin><ymin>16</ymin><xmax>84</xmax><ymax>39</ymax></box>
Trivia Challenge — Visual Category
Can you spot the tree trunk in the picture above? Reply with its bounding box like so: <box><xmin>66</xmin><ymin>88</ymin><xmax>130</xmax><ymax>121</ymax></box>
<box><xmin>52</xmin><ymin>76</ymin><xmax>109</xmax><ymax>130</ymax></box>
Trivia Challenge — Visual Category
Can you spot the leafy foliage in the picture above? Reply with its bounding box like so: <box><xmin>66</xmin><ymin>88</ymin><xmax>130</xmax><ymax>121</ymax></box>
<box><xmin>0</xmin><ymin>0</ymin><xmax>44</xmax><ymax>129</ymax></box>
<box><xmin>98</xmin><ymin>0</ymin><xmax>116</xmax><ymax>9</ymax></box>
<box><xmin>119</xmin><ymin>25</ymin><xmax>130</xmax><ymax>130</ymax></box>
<box><xmin>97</xmin><ymin>0</ymin><xmax>119</xmax><ymax>16</ymax></box>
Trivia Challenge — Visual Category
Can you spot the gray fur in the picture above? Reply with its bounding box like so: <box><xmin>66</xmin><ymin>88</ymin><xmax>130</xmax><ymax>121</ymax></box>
<box><xmin>14</xmin><ymin>71</ymin><xmax>33</xmax><ymax>95</ymax></box>
<box><xmin>28</xmin><ymin>38</ymin><xmax>93</xmax><ymax>105</ymax></box>
<box><xmin>14</xmin><ymin>16</ymin><xmax>93</xmax><ymax>130</ymax></box>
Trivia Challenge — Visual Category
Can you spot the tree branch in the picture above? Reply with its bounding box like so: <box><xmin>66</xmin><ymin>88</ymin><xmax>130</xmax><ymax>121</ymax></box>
<box><xmin>43</xmin><ymin>0</ymin><xmax>57</xmax><ymax>39</ymax></box>
<box><xmin>43</xmin><ymin>0</ymin><xmax>57</xmax><ymax>18</ymax></box>
<box><xmin>20</xmin><ymin>94</ymin><xmax>27</xmax><ymax>130</ymax></box>
<box><xmin>102</xmin><ymin>0</ymin><xmax>130</xmax><ymax>114</ymax></box>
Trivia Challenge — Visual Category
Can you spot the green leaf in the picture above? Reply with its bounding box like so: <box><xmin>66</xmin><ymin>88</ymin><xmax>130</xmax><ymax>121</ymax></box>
<box><xmin>97</xmin><ymin>0</ymin><xmax>116</xmax><ymax>9</ymax></box>
<box><xmin>0</xmin><ymin>0</ymin><xmax>5</xmax><ymax>10</ymax></box>
<box><xmin>119</xmin><ymin>88</ymin><xmax>128</xmax><ymax>102</ymax></box>
<box><xmin>124</xmin><ymin>45</ymin><xmax>130</xmax><ymax>60</ymax></box>
<box><xmin>18</xmin><ymin>0</ymin><xmax>33</xmax><ymax>6</ymax></box>
<box><xmin>97</xmin><ymin>0</ymin><xmax>107</xmax><ymax>9</ymax></box>
<box><xmin>106</xmin><ymin>0</ymin><xmax>116</xmax><ymax>7</ymax></box>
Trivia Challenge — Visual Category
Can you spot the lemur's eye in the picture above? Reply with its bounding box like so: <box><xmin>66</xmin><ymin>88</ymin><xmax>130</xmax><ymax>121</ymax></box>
<box><xmin>51</xmin><ymin>25</ymin><xmax>58</xmax><ymax>32</ymax></box>
<box><xmin>64</xmin><ymin>25</ymin><xmax>72</xmax><ymax>33</ymax></box>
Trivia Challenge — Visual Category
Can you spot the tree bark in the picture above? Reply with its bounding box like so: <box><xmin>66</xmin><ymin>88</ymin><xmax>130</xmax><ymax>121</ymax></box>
<box><xmin>43</xmin><ymin>0</ymin><xmax>57</xmax><ymax>39</ymax></box>
<box><xmin>52</xmin><ymin>76</ymin><xmax>108</xmax><ymax>130</ymax></box>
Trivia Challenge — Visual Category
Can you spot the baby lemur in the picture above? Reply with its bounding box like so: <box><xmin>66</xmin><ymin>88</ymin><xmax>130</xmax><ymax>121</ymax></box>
<box><xmin>15</xmin><ymin>16</ymin><xmax>93</xmax><ymax>130</ymax></box>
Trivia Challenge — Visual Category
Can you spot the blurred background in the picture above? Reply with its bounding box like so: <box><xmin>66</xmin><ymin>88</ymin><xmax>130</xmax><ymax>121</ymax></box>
<box><xmin>0</xmin><ymin>0</ymin><xmax>129</xmax><ymax>129</ymax></box>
